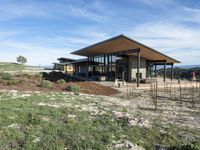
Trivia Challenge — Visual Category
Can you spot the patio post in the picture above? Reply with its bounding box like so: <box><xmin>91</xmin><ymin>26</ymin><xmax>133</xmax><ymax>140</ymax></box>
<box><xmin>163</xmin><ymin>61</ymin><xmax>166</xmax><ymax>82</ymax></box>
<box><xmin>107</xmin><ymin>54</ymin><xmax>109</xmax><ymax>80</ymax></box>
<box><xmin>155</xmin><ymin>64</ymin><xmax>157</xmax><ymax>77</ymax></box>
<box><xmin>170</xmin><ymin>63</ymin><xmax>174</xmax><ymax>81</ymax></box>
<box><xmin>137</xmin><ymin>49</ymin><xmax>140</xmax><ymax>87</ymax></box>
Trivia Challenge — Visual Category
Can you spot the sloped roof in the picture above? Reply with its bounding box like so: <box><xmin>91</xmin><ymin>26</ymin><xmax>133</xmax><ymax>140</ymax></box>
<box><xmin>71</xmin><ymin>34</ymin><xmax>180</xmax><ymax>63</ymax></box>
<box><xmin>57</xmin><ymin>57</ymin><xmax>75</xmax><ymax>62</ymax></box>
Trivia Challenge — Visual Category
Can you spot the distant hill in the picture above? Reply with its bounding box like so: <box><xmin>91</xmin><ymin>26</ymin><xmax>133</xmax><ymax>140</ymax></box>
<box><xmin>0</xmin><ymin>62</ymin><xmax>44</xmax><ymax>71</ymax></box>
<box><xmin>176</xmin><ymin>65</ymin><xmax>200</xmax><ymax>69</ymax></box>
<box><xmin>158</xmin><ymin>66</ymin><xmax>200</xmax><ymax>80</ymax></box>
<box><xmin>0</xmin><ymin>62</ymin><xmax>26</xmax><ymax>71</ymax></box>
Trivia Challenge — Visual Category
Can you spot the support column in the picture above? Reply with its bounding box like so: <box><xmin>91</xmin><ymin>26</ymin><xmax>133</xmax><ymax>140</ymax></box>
<box><xmin>107</xmin><ymin>54</ymin><xmax>109</xmax><ymax>80</ymax></box>
<box><xmin>92</xmin><ymin>56</ymin><xmax>95</xmax><ymax>76</ymax></box>
<box><xmin>155</xmin><ymin>64</ymin><xmax>157</xmax><ymax>77</ymax></box>
<box><xmin>137</xmin><ymin>49</ymin><xmax>140</xmax><ymax>87</ymax></box>
<box><xmin>163</xmin><ymin>61</ymin><xmax>166</xmax><ymax>82</ymax></box>
<box><xmin>103</xmin><ymin>55</ymin><xmax>106</xmax><ymax>75</ymax></box>
<box><xmin>150</xmin><ymin>64</ymin><xmax>152</xmax><ymax>78</ymax></box>
<box><xmin>170</xmin><ymin>63</ymin><xmax>174</xmax><ymax>81</ymax></box>
<box><xmin>87</xmin><ymin>57</ymin><xmax>89</xmax><ymax>77</ymax></box>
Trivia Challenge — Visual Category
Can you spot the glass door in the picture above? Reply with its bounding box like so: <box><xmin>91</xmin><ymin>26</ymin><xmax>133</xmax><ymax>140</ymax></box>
<box><xmin>116</xmin><ymin>55</ymin><xmax>129</xmax><ymax>81</ymax></box>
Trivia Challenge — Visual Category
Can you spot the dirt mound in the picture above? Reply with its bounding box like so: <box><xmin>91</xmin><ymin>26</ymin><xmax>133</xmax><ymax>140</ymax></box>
<box><xmin>0</xmin><ymin>73</ymin><xmax>119</xmax><ymax>96</ymax></box>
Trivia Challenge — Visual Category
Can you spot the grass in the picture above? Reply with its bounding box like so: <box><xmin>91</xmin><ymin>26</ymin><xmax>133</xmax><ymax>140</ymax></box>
<box><xmin>0</xmin><ymin>91</ymin><xmax>199</xmax><ymax>150</ymax></box>
<box><xmin>0</xmin><ymin>62</ymin><xmax>26</xmax><ymax>71</ymax></box>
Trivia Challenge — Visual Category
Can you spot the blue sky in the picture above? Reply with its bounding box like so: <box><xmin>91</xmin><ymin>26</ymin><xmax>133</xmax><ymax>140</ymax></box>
<box><xmin>0</xmin><ymin>0</ymin><xmax>200</xmax><ymax>66</ymax></box>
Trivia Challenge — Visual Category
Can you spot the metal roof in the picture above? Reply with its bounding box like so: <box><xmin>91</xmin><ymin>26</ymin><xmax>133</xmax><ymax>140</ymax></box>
<box><xmin>71</xmin><ymin>34</ymin><xmax>180</xmax><ymax>63</ymax></box>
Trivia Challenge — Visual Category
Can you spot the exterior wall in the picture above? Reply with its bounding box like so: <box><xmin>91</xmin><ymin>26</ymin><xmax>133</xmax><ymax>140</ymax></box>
<box><xmin>129</xmin><ymin>56</ymin><xmax>146</xmax><ymax>80</ymax></box>
<box><xmin>80</xmin><ymin>64</ymin><xmax>88</xmax><ymax>75</ymax></box>
<box><xmin>64</xmin><ymin>64</ymin><xmax>74</xmax><ymax>73</ymax></box>
<box><xmin>74</xmin><ymin>63</ymin><xmax>88</xmax><ymax>77</ymax></box>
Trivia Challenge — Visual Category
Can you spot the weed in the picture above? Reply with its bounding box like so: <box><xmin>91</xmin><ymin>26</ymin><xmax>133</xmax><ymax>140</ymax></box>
<box><xmin>66</xmin><ymin>85</ymin><xmax>80</xmax><ymax>93</ymax></box>
<box><xmin>41</xmin><ymin>80</ymin><xmax>53</xmax><ymax>88</ymax></box>
<box><xmin>122</xmin><ymin>107</ymin><xmax>128</xmax><ymax>112</ymax></box>
<box><xmin>1</xmin><ymin>73</ymin><xmax>12</xmax><ymax>80</ymax></box>
<box><xmin>56</xmin><ymin>79</ymin><xmax>66</xmax><ymax>85</ymax></box>
<box><xmin>6</xmin><ymin>80</ymin><xmax>20</xmax><ymax>85</ymax></box>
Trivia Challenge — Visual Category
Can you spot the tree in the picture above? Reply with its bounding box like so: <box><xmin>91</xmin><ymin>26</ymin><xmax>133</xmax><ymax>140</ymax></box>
<box><xmin>16</xmin><ymin>55</ymin><xmax>27</xmax><ymax>65</ymax></box>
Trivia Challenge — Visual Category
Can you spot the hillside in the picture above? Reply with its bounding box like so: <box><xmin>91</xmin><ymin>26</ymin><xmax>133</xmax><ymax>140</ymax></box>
<box><xmin>0</xmin><ymin>62</ymin><xmax>26</xmax><ymax>71</ymax></box>
<box><xmin>0</xmin><ymin>90</ymin><xmax>199</xmax><ymax>149</ymax></box>
<box><xmin>157</xmin><ymin>67</ymin><xmax>200</xmax><ymax>80</ymax></box>
<box><xmin>0</xmin><ymin>62</ymin><xmax>45</xmax><ymax>73</ymax></box>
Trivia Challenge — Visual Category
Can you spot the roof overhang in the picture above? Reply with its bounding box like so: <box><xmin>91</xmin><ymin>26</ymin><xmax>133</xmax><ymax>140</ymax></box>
<box><xmin>71</xmin><ymin>34</ymin><xmax>180</xmax><ymax>64</ymax></box>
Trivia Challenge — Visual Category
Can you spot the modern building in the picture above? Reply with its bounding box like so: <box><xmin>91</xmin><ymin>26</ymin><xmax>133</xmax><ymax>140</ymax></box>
<box><xmin>70</xmin><ymin>35</ymin><xmax>180</xmax><ymax>87</ymax></box>
<box><xmin>53</xmin><ymin>57</ymin><xmax>75</xmax><ymax>74</ymax></box>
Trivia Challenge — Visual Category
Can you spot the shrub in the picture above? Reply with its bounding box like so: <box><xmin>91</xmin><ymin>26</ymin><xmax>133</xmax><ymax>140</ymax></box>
<box><xmin>57</xmin><ymin>79</ymin><xmax>66</xmax><ymax>85</ymax></box>
<box><xmin>66</xmin><ymin>85</ymin><xmax>80</xmax><ymax>93</ymax></box>
<box><xmin>19</xmin><ymin>78</ymin><xmax>28</xmax><ymax>83</ymax></box>
<box><xmin>35</xmin><ymin>73</ymin><xmax>43</xmax><ymax>79</ymax></box>
<box><xmin>41</xmin><ymin>80</ymin><xmax>53</xmax><ymax>88</ymax></box>
<box><xmin>6</xmin><ymin>80</ymin><xmax>20</xmax><ymax>86</ymax></box>
<box><xmin>1</xmin><ymin>73</ymin><xmax>12</xmax><ymax>80</ymax></box>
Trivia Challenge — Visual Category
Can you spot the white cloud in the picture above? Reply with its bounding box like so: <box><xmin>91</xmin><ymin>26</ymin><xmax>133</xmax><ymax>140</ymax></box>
<box><xmin>67</xmin><ymin>5</ymin><xmax>108</xmax><ymax>23</ymax></box>
<box><xmin>0</xmin><ymin>1</ymin><xmax>51</xmax><ymax>20</ymax></box>
<box><xmin>0</xmin><ymin>28</ymin><xmax>110</xmax><ymax>66</ymax></box>
<box><xmin>182</xmin><ymin>7</ymin><xmax>200</xmax><ymax>23</ymax></box>
<box><xmin>127</xmin><ymin>21</ymin><xmax>200</xmax><ymax>64</ymax></box>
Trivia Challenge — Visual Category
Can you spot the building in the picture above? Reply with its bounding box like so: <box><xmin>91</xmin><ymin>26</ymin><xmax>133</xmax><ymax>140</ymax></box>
<box><xmin>53</xmin><ymin>57</ymin><xmax>75</xmax><ymax>74</ymax></box>
<box><xmin>70</xmin><ymin>35</ymin><xmax>180</xmax><ymax>87</ymax></box>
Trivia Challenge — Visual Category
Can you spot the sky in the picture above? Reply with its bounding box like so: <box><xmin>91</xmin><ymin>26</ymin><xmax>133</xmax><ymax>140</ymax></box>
<box><xmin>0</xmin><ymin>0</ymin><xmax>200</xmax><ymax>66</ymax></box>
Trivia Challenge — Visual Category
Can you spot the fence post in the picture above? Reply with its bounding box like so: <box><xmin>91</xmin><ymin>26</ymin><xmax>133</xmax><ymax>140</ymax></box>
<box><xmin>192</xmin><ymin>85</ymin><xmax>195</xmax><ymax>107</ymax></box>
<box><xmin>150</xmin><ymin>83</ymin><xmax>153</xmax><ymax>99</ymax></box>
<box><xmin>155</xmin><ymin>81</ymin><xmax>158</xmax><ymax>111</ymax></box>
<box><xmin>170</xmin><ymin>84</ymin><xmax>172</xmax><ymax>99</ymax></box>
<box><xmin>180</xmin><ymin>84</ymin><xmax>182</xmax><ymax>104</ymax></box>
<box><xmin>174</xmin><ymin>86</ymin><xmax>176</xmax><ymax>100</ymax></box>
<box><xmin>196</xmin><ymin>81</ymin><xmax>198</xmax><ymax>92</ymax></box>
<box><xmin>127</xmin><ymin>82</ymin><xmax>129</xmax><ymax>98</ymax></box>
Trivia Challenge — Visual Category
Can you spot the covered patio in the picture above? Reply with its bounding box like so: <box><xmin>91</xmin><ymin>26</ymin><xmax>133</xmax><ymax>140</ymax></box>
<box><xmin>71</xmin><ymin>35</ymin><xmax>180</xmax><ymax>87</ymax></box>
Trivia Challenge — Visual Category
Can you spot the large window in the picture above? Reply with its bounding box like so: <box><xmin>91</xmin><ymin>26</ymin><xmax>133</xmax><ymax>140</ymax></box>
<box><xmin>88</xmin><ymin>53</ymin><xmax>129</xmax><ymax>81</ymax></box>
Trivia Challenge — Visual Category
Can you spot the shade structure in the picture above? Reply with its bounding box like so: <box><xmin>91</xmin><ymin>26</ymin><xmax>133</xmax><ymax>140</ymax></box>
<box><xmin>71</xmin><ymin>34</ymin><xmax>180</xmax><ymax>64</ymax></box>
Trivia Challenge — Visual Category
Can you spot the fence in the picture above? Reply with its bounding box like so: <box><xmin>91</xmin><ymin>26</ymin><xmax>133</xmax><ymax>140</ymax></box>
<box><xmin>126</xmin><ymin>80</ymin><xmax>200</xmax><ymax>111</ymax></box>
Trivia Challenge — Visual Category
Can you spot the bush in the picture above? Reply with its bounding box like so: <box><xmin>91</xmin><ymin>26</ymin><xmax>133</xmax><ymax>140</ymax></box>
<box><xmin>1</xmin><ymin>73</ymin><xmax>12</xmax><ymax>80</ymax></box>
<box><xmin>6</xmin><ymin>80</ymin><xmax>20</xmax><ymax>86</ymax></box>
<box><xmin>41</xmin><ymin>80</ymin><xmax>53</xmax><ymax>88</ymax></box>
<box><xmin>57</xmin><ymin>79</ymin><xmax>66</xmax><ymax>85</ymax></box>
<box><xmin>66</xmin><ymin>85</ymin><xmax>80</xmax><ymax>93</ymax></box>
<box><xmin>35</xmin><ymin>73</ymin><xmax>43</xmax><ymax>79</ymax></box>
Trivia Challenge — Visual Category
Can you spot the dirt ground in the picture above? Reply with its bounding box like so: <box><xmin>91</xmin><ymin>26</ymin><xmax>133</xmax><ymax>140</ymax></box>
<box><xmin>0</xmin><ymin>73</ymin><xmax>119</xmax><ymax>96</ymax></box>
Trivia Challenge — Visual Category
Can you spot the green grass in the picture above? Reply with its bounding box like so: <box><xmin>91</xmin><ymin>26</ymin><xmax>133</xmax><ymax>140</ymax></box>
<box><xmin>0</xmin><ymin>91</ymin><xmax>199</xmax><ymax>149</ymax></box>
<box><xmin>0</xmin><ymin>62</ymin><xmax>25</xmax><ymax>71</ymax></box>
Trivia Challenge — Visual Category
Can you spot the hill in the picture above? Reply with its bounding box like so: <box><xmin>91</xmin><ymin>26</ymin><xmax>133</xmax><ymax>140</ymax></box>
<box><xmin>0</xmin><ymin>62</ymin><xmax>26</xmax><ymax>71</ymax></box>
<box><xmin>157</xmin><ymin>67</ymin><xmax>200</xmax><ymax>80</ymax></box>
<box><xmin>0</xmin><ymin>62</ymin><xmax>45</xmax><ymax>72</ymax></box>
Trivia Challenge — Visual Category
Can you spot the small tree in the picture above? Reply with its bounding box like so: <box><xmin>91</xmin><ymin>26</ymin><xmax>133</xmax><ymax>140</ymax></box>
<box><xmin>16</xmin><ymin>55</ymin><xmax>27</xmax><ymax>65</ymax></box>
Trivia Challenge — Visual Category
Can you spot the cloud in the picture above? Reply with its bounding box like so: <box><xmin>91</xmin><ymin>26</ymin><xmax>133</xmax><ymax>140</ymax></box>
<box><xmin>182</xmin><ymin>7</ymin><xmax>200</xmax><ymax>23</ymax></box>
<box><xmin>136</xmin><ymin>0</ymin><xmax>174</xmax><ymax>7</ymax></box>
<box><xmin>0</xmin><ymin>30</ymin><xmax>23</xmax><ymax>38</ymax></box>
<box><xmin>0</xmin><ymin>0</ymin><xmax>199</xmax><ymax>66</ymax></box>
<box><xmin>126</xmin><ymin>21</ymin><xmax>200</xmax><ymax>64</ymax></box>
<box><xmin>0</xmin><ymin>1</ymin><xmax>50</xmax><ymax>20</ymax></box>
<box><xmin>0</xmin><ymin>0</ymin><xmax>113</xmax><ymax>23</ymax></box>
<box><xmin>67</xmin><ymin>5</ymin><xmax>109</xmax><ymax>23</ymax></box>
<box><xmin>0</xmin><ymin>28</ymin><xmax>111</xmax><ymax>65</ymax></box>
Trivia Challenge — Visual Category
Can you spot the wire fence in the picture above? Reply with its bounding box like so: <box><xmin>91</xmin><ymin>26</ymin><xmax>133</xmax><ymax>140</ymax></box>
<box><xmin>126</xmin><ymin>80</ymin><xmax>200</xmax><ymax>111</ymax></box>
